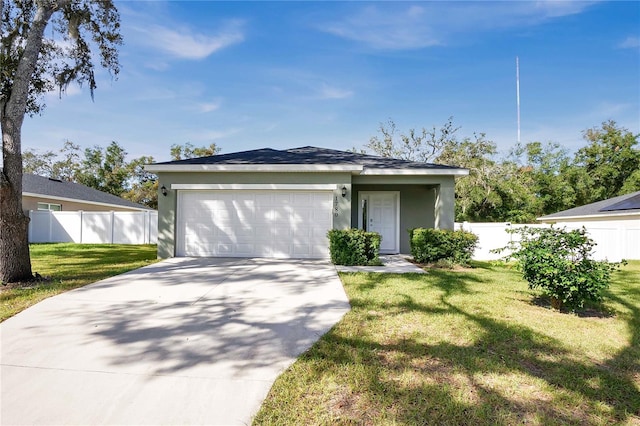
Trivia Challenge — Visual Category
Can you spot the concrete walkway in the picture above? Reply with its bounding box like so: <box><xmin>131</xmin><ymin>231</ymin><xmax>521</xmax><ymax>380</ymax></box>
<box><xmin>1</xmin><ymin>258</ymin><xmax>350</xmax><ymax>425</ymax></box>
<box><xmin>335</xmin><ymin>255</ymin><xmax>427</xmax><ymax>273</ymax></box>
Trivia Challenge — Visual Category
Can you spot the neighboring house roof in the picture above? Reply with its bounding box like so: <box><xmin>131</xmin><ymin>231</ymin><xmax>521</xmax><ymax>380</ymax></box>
<box><xmin>146</xmin><ymin>146</ymin><xmax>469</xmax><ymax>175</ymax></box>
<box><xmin>538</xmin><ymin>190</ymin><xmax>640</xmax><ymax>221</ymax></box>
<box><xmin>22</xmin><ymin>173</ymin><xmax>153</xmax><ymax>211</ymax></box>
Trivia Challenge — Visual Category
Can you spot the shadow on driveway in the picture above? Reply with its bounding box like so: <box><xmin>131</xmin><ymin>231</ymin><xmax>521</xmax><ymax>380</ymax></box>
<box><xmin>1</xmin><ymin>257</ymin><xmax>350</xmax><ymax>425</ymax></box>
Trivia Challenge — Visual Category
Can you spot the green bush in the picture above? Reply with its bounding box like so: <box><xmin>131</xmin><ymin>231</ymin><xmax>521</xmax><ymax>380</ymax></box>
<box><xmin>327</xmin><ymin>229</ymin><xmax>381</xmax><ymax>266</ymax></box>
<box><xmin>498</xmin><ymin>226</ymin><xmax>624</xmax><ymax>311</ymax></box>
<box><xmin>409</xmin><ymin>228</ymin><xmax>478</xmax><ymax>265</ymax></box>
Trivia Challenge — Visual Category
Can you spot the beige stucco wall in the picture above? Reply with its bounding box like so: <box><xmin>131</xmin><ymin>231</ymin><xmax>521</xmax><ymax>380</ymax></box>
<box><xmin>22</xmin><ymin>195</ymin><xmax>143</xmax><ymax>213</ymax></box>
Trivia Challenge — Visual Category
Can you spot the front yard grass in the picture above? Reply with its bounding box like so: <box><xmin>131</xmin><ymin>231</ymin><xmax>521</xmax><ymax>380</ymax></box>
<box><xmin>0</xmin><ymin>243</ymin><xmax>158</xmax><ymax>322</ymax></box>
<box><xmin>254</xmin><ymin>260</ymin><xmax>640</xmax><ymax>425</ymax></box>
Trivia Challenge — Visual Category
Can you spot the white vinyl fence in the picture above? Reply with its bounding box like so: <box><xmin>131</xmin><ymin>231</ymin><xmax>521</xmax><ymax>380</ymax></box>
<box><xmin>455</xmin><ymin>221</ymin><xmax>639</xmax><ymax>262</ymax></box>
<box><xmin>29</xmin><ymin>210</ymin><xmax>158</xmax><ymax>244</ymax></box>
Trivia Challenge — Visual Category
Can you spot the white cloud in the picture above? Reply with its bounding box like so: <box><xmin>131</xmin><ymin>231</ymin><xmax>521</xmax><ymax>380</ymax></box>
<box><xmin>618</xmin><ymin>36</ymin><xmax>640</xmax><ymax>49</ymax></box>
<box><xmin>265</xmin><ymin>67</ymin><xmax>355</xmax><ymax>101</ymax></box>
<box><xmin>133</xmin><ymin>87</ymin><xmax>180</xmax><ymax>102</ymax></box>
<box><xmin>144</xmin><ymin>61</ymin><xmax>170</xmax><ymax>71</ymax></box>
<box><xmin>133</xmin><ymin>20</ymin><xmax>244</xmax><ymax>60</ymax></box>
<box><xmin>587</xmin><ymin>101</ymin><xmax>632</xmax><ymax>118</ymax></box>
<box><xmin>532</xmin><ymin>0</ymin><xmax>597</xmax><ymax>18</ymax></box>
<box><xmin>322</xmin><ymin>5</ymin><xmax>440</xmax><ymax>50</ymax></box>
<box><xmin>320</xmin><ymin>1</ymin><xmax>599</xmax><ymax>50</ymax></box>
<box><xmin>318</xmin><ymin>84</ymin><xmax>353</xmax><ymax>100</ymax></box>
<box><xmin>195</xmin><ymin>101</ymin><xmax>221</xmax><ymax>113</ymax></box>
<box><xmin>186</xmin><ymin>128</ymin><xmax>240</xmax><ymax>142</ymax></box>
<box><xmin>263</xmin><ymin>122</ymin><xmax>279</xmax><ymax>133</ymax></box>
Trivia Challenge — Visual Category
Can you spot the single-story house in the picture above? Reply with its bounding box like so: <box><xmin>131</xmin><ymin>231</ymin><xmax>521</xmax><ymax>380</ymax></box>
<box><xmin>538</xmin><ymin>190</ymin><xmax>640</xmax><ymax>261</ymax></box>
<box><xmin>22</xmin><ymin>173</ymin><xmax>152</xmax><ymax>213</ymax></box>
<box><xmin>146</xmin><ymin>146</ymin><xmax>468</xmax><ymax>259</ymax></box>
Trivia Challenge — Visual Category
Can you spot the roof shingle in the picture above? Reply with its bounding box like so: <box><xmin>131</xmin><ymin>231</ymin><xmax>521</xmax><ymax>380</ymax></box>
<box><xmin>22</xmin><ymin>173</ymin><xmax>152</xmax><ymax>211</ymax></box>
<box><xmin>539</xmin><ymin>190</ymin><xmax>640</xmax><ymax>220</ymax></box>
<box><xmin>152</xmin><ymin>146</ymin><xmax>464</xmax><ymax>170</ymax></box>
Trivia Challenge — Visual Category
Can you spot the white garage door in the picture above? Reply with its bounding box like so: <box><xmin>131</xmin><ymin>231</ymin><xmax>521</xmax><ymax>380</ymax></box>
<box><xmin>177</xmin><ymin>190</ymin><xmax>333</xmax><ymax>258</ymax></box>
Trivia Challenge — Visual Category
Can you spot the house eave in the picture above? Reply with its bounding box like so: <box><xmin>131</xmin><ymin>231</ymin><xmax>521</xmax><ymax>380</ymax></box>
<box><xmin>170</xmin><ymin>183</ymin><xmax>336</xmax><ymax>191</ymax></box>
<box><xmin>145</xmin><ymin>163</ymin><xmax>468</xmax><ymax>176</ymax></box>
<box><xmin>357</xmin><ymin>168</ymin><xmax>469</xmax><ymax>176</ymax></box>
<box><xmin>537</xmin><ymin>211</ymin><xmax>640</xmax><ymax>221</ymax></box>
<box><xmin>145</xmin><ymin>164</ymin><xmax>364</xmax><ymax>173</ymax></box>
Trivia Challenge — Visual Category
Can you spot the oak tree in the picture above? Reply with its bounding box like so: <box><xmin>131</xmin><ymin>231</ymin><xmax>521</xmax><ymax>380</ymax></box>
<box><xmin>572</xmin><ymin>120</ymin><xmax>640</xmax><ymax>204</ymax></box>
<box><xmin>22</xmin><ymin>140</ymin><xmax>81</xmax><ymax>180</ymax></box>
<box><xmin>366</xmin><ymin>117</ymin><xmax>460</xmax><ymax>163</ymax></box>
<box><xmin>170</xmin><ymin>142</ymin><xmax>220</xmax><ymax>160</ymax></box>
<box><xmin>1</xmin><ymin>0</ymin><xmax>122</xmax><ymax>282</ymax></box>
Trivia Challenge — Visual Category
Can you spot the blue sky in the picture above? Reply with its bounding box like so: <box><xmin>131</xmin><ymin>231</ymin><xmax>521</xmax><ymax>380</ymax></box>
<box><xmin>22</xmin><ymin>0</ymin><xmax>640</xmax><ymax>163</ymax></box>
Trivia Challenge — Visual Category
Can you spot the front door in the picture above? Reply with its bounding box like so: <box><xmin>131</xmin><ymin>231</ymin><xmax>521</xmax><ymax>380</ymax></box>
<box><xmin>359</xmin><ymin>192</ymin><xmax>399</xmax><ymax>253</ymax></box>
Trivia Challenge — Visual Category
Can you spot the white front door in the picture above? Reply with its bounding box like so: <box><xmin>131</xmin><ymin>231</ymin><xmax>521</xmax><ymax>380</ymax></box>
<box><xmin>359</xmin><ymin>192</ymin><xmax>399</xmax><ymax>253</ymax></box>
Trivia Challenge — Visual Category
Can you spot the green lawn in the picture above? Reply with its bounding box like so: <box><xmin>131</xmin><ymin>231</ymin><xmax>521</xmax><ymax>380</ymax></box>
<box><xmin>254</xmin><ymin>261</ymin><xmax>640</xmax><ymax>425</ymax></box>
<box><xmin>0</xmin><ymin>243</ymin><xmax>158</xmax><ymax>322</ymax></box>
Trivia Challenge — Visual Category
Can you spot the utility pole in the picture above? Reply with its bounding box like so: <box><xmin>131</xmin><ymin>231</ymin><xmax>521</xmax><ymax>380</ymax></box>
<box><xmin>516</xmin><ymin>56</ymin><xmax>521</xmax><ymax>144</ymax></box>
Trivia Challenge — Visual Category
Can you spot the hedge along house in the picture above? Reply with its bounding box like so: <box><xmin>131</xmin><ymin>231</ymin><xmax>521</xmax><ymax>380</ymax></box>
<box><xmin>146</xmin><ymin>147</ymin><xmax>468</xmax><ymax>259</ymax></box>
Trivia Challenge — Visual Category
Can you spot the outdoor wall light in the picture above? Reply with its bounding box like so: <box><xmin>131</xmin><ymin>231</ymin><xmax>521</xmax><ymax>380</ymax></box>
<box><xmin>341</xmin><ymin>185</ymin><xmax>347</xmax><ymax>198</ymax></box>
<box><xmin>161</xmin><ymin>185</ymin><xmax>168</xmax><ymax>196</ymax></box>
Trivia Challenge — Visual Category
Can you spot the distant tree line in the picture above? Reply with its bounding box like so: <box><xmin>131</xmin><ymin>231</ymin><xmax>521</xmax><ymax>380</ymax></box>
<box><xmin>24</xmin><ymin>119</ymin><xmax>639</xmax><ymax>222</ymax></box>
<box><xmin>22</xmin><ymin>142</ymin><xmax>219</xmax><ymax>209</ymax></box>
<box><xmin>365</xmin><ymin>118</ymin><xmax>639</xmax><ymax>223</ymax></box>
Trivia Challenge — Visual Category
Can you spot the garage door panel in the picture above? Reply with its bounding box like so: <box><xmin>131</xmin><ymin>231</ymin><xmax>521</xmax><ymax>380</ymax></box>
<box><xmin>235</xmin><ymin>208</ymin><xmax>254</xmax><ymax>223</ymax></box>
<box><xmin>178</xmin><ymin>190</ymin><xmax>332</xmax><ymax>258</ymax></box>
<box><xmin>293</xmin><ymin>243</ymin><xmax>313</xmax><ymax>256</ymax></box>
<box><xmin>235</xmin><ymin>244</ymin><xmax>255</xmax><ymax>255</ymax></box>
<box><xmin>273</xmin><ymin>225</ymin><xmax>292</xmax><ymax>237</ymax></box>
<box><xmin>272</xmin><ymin>210</ymin><xmax>290</xmax><ymax>224</ymax></box>
<box><xmin>292</xmin><ymin>192</ymin><xmax>312</xmax><ymax>204</ymax></box>
<box><xmin>215</xmin><ymin>244</ymin><xmax>233</xmax><ymax>255</ymax></box>
<box><xmin>291</xmin><ymin>228</ymin><xmax>311</xmax><ymax>239</ymax></box>
<box><xmin>214</xmin><ymin>233</ymin><xmax>235</xmax><ymax>244</ymax></box>
<box><xmin>272</xmin><ymin>192</ymin><xmax>291</xmax><ymax>202</ymax></box>
<box><xmin>271</xmin><ymin>247</ymin><xmax>290</xmax><ymax>257</ymax></box>
<box><xmin>234</xmin><ymin>228</ymin><xmax>254</xmax><ymax>240</ymax></box>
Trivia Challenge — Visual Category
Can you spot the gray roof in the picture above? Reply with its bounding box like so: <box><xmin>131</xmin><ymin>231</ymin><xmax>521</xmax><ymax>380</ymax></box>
<box><xmin>539</xmin><ymin>190</ymin><xmax>640</xmax><ymax>220</ymax></box>
<box><xmin>22</xmin><ymin>173</ymin><xmax>153</xmax><ymax>211</ymax></box>
<box><xmin>153</xmin><ymin>146</ymin><xmax>465</xmax><ymax>170</ymax></box>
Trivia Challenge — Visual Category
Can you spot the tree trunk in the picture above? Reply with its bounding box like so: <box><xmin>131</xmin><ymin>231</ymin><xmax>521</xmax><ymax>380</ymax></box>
<box><xmin>0</xmin><ymin>2</ymin><xmax>56</xmax><ymax>283</ymax></box>
<box><xmin>0</xmin><ymin>168</ymin><xmax>32</xmax><ymax>283</ymax></box>
<box><xmin>1</xmin><ymin>113</ymin><xmax>33</xmax><ymax>283</ymax></box>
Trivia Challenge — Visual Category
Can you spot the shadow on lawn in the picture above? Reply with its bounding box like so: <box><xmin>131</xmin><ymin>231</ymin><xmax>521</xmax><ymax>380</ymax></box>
<box><xmin>349</xmin><ymin>268</ymin><xmax>485</xmax><ymax>296</ymax></box>
<box><xmin>297</xmin><ymin>271</ymin><xmax>640</xmax><ymax>425</ymax></box>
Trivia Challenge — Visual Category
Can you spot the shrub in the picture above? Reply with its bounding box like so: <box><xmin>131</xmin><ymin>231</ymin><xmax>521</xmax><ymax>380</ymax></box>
<box><xmin>327</xmin><ymin>229</ymin><xmax>381</xmax><ymax>266</ymax></box>
<box><xmin>498</xmin><ymin>226</ymin><xmax>624</xmax><ymax>311</ymax></box>
<box><xmin>409</xmin><ymin>228</ymin><xmax>478</xmax><ymax>265</ymax></box>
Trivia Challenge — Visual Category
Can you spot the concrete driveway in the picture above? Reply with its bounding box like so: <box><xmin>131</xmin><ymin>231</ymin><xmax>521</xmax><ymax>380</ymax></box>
<box><xmin>1</xmin><ymin>258</ymin><xmax>350</xmax><ymax>425</ymax></box>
